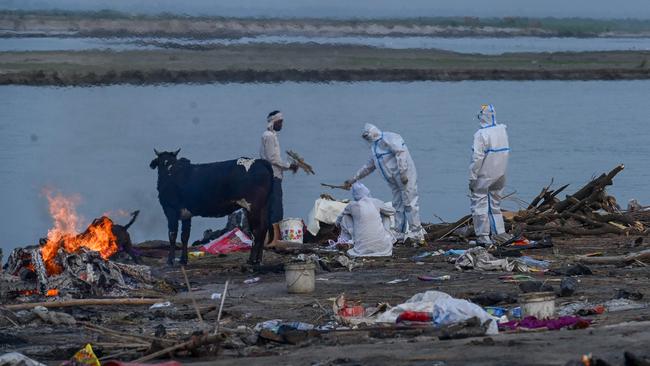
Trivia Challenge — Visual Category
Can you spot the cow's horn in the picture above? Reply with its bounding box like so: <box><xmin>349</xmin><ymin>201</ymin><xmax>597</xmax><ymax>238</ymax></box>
<box><xmin>154</xmin><ymin>148</ymin><xmax>161</xmax><ymax>156</ymax></box>
<box><xmin>173</xmin><ymin>148</ymin><xmax>181</xmax><ymax>156</ymax></box>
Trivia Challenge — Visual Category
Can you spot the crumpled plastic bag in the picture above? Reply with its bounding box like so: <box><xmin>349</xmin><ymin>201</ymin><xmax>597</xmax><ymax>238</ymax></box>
<box><xmin>0</xmin><ymin>352</ymin><xmax>46</xmax><ymax>366</ymax></box>
<box><xmin>455</xmin><ymin>247</ymin><xmax>529</xmax><ymax>272</ymax></box>
<box><xmin>376</xmin><ymin>290</ymin><xmax>498</xmax><ymax>335</ymax></box>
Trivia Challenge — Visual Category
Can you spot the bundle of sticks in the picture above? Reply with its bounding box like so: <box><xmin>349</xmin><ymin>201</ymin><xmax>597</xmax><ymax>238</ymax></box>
<box><xmin>513</xmin><ymin>164</ymin><xmax>646</xmax><ymax>236</ymax></box>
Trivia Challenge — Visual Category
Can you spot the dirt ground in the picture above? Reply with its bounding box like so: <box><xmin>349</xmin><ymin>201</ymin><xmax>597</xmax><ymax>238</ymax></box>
<box><xmin>2</xmin><ymin>235</ymin><xmax>649</xmax><ymax>366</ymax></box>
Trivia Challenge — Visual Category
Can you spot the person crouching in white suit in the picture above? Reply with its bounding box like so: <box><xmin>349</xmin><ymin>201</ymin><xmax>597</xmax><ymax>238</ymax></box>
<box><xmin>336</xmin><ymin>182</ymin><xmax>396</xmax><ymax>257</ymax></box>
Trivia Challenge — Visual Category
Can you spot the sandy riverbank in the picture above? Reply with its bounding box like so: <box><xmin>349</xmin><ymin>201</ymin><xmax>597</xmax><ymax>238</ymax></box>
<box><xmin>0</xmin><ymin>45</ymin><xmax>649</xmax><ymax>85</ymax></box>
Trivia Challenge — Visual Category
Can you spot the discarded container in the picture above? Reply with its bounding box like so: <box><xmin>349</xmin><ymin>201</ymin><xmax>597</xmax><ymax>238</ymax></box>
<box><xmin>285</xmin><ymin>262</ymin><xmax>315</xmax><ymax>293</ymax></box>
<box><xmin>338</xmin><ymin>305</ymin><xmax>365</xmax><ymax>318</ymax></box>
<box><xmin>519</xmin><ymin>292</ymin><xmax>556</xmax><ymax>319</ymax></box>
<box><xmin>485</xmin><ymin>306</ymin><xmax>507</xmax><ymax>317</ymax></box>
<box><xmin>149</xmin><ymin>301</ymin><xmax>172</xmax><ymax>309</ymax></box>
<box><xmin>418</xmin><ymin>275</ymin><xmax>451</xmax><ymax>281</ymax></box>
<box><xmin>280</xmin><ymin>218</ymin><xmax>304</xmax><ymax>243</ymax></box>
<box><xmin>244</xmin><ymin>277</ymin><xmax>260</xmax><ymax>284</ymax></box>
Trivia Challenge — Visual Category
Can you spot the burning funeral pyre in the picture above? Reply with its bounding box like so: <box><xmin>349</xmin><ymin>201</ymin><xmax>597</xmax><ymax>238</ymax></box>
<box><xmin>1</xmin><ymin>191</ymin><xmax>157</xmax><ymax>300</ymax></box>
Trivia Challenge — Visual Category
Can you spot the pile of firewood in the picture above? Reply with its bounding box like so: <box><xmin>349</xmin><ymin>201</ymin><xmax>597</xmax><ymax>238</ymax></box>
<box><xmin>425</xmin><ymin>164</ymin><xmax>647</xmax><ymax>241</ymax></box>
<box><xmin>513</xmin><ymin>164</ymin><xmax>646</xmax><ymax>237</ymax></box>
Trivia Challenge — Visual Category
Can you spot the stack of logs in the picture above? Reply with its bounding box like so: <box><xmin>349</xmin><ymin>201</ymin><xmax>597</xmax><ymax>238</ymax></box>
<box><xmin>514</xmin><ymin>164</ymin><xmax>646</xmax><ymax>237</ymax></box>
<box><xmin>425</xmin><ymin>164</ymin><xmax>647</xmax><ymax>241</ymax></box>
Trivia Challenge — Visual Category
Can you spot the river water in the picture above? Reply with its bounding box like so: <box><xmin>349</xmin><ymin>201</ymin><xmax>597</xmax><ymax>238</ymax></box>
<box><xmin>2</xmin><ymin>35</ymin><xmax>650</xmax><ymax>54</ymax></box>
<box><xmin>1</xmin><ymin>81</ymin><xmax>649</xmax><ymax>253</ymax></box>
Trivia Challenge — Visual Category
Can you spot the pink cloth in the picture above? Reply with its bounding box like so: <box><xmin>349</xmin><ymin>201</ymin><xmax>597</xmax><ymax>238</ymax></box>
<box><xmin>499</xmin><ymin>316</ymin><xmax>591</xmax><ymax>331</ymax></box>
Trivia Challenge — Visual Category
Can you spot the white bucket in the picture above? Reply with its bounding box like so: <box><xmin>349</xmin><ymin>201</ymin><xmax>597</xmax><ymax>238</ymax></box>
<box><xmin>280</xmin><ymin>218</ymin><xmax>304</xmax><ymax>243</ymax></box>
<box><xmin>285</xmin><ymin>262</ymin><xmax>315</xmax><ymax>294</ymax></box>
<box><xmin>519</xmin><ymin>292</ymin><xmax>556</xmax><ymax>319</ymax></box>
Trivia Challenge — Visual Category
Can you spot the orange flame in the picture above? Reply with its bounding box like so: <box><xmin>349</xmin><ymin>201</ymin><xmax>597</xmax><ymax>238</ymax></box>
<box><xmin>40</xmin><ymin>191</ymin><xmax>118</xmax><ymax>275</ymax></box>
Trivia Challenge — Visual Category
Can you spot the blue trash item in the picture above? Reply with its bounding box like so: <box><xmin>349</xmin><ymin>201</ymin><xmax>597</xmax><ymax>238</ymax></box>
<box><xmin>509</xmin><ymin>306</ymin><xmax>522</xmax><ymax>319</ymax></box>
<box><xmin>485</xmin><ymin>306</ymin><xmax>507</xmax><ymax>317</ymax></box>
<box><xmin>444</xmin><ymin>249</ymin><xmax>467</xmax><ymax>256</ymax></box>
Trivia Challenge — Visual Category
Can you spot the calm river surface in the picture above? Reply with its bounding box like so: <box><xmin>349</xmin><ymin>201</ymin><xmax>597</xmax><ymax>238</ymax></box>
<box><xmin>1</xmin><ymin>81</ymin><xmax>649</xmax><ymax>253</ymax></box>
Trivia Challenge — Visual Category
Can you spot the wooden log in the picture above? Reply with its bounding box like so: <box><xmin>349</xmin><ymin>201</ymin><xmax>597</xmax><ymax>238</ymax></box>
<box><xmin>133</xmin><ymin>332</ymin><xmax>225</xmax><ymax>363</ymax></box>
<box><xmin>2</xmin><ymin>297</ymin><xmax>165</xmax><ymax>310</ymax></box>
<box><xmin>555</xmin><ymin>164</ymin><xmax>624</xmax><ymax>213</ymax></box>
<box><xmin>425</xmin><ymin>215</ymin><xmax>472</xmax><ymax>241</ymax></box>
<box><xmin>577</xmin><ymin>249</ymin><xmax>650</xmax><ymax>265</ymax></box>
<box><xmin>528</xmin><ymin>179</ymin><xmax>554</xmax><ymax>209</ymax></box>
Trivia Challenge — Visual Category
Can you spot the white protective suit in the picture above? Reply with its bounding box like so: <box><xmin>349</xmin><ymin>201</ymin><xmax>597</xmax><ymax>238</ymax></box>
<box><xmin>336</xmin><ymin>183</ymin><xmax>396</xmax><ymax>257</ymax></box>
<box><xmin>469</xmin><ymin>104</ymin><xmax>510</xmax><ymax>244</ymax></box>
<box><xmin>350</xmin><ymin>123</ymin><xmax>423</xmax><ymax>239</ymax></box>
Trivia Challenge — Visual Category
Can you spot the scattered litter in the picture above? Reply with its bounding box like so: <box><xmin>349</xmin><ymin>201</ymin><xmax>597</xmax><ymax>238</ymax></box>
<box><xmin>149</xmin><ymin>301</ymin><xmax>172</xmax><ymax>309</ymax></box>
<box><xmin>61</xmin><ymin>344</ymin><xmax>100</xmax><ymax>366</ymax></box>
<box><xmin>603</xmin><ymin>298</ymin><xmax>648</xmax><ymax>312</ymax></box>
<box><xmin>376</xmin><ymin>290</ymin><xmax>499</xmax><ymax>335</ymax></box>
<box><xmin>444</xmin><ymin>249</ymin><xmax>467</xmax><ymax>256</ymax></box>
<box><xmin>455</xmin><ymin>247</ymin><xmax>529</xmax><ymax>272</ymax></box>
<box><xmin>615</xmin><ymin>289</ymin><xmax>644</xmax><ymax>301</ymax></box>
<box><xmin>386</xmin><ymin>278</ymin><xmax>409</xmax><ymax>284</ymax></box>
<box><xmin>0</xmin><ymin>353</ymin><xmax>46</xmax><ymax>366</ymax></box>
<box><xmin>519</xmin><ymin>281</ymin><xmax>554</xmax><ymax>293</ymax></box>
<box><xmin>210</xmin><ymin>293</ymin><xmax>222</xmax><ymax>300</ymax></box>
<box><xmin>199</xmin><ymin>228</ymin><xmax>252</xmax><ymax>255</ymax></box>
<box><xmin>560</xmin><ymin>277</ymin><xmax>578</xmax><ymax>297</ymax></box>
<box><xmin>417</xmin><ymin>275</ymin><xmax>450</xmax><ymax>281</ymax></box>
<box><xmin>32</xmin><ymin>305</ymin><xmax>76</xmax><ymax>325</ymax></box>
<box><xmin>244</xmin><ymin>277</ymin><xmax>260</xmax><ymax>284</ymax></box>
<box><xmin>335</xmin><ymin>254</ymin><xmax>359</xmax><ymax>271</ymax></box>
<box><xmin>316</xmin><ymin>277</ymin><xmax>330</xmax><ymax>281</ymax></box>
<box><xmin>412</xmin><ymin>250</ymin><xmax>445</xmax><ymax>260</ymax></box>
<box><xmin>519</xmin><ymin>256</ymin><xmax>551</xmax><ymax>269</ymax></box>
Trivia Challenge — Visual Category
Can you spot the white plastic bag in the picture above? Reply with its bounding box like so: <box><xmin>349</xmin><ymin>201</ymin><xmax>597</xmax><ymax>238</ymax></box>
<box><xmin>376</xmin><ymin>290</ymin><xmax>498</xmax><ymax>335</ymax></box>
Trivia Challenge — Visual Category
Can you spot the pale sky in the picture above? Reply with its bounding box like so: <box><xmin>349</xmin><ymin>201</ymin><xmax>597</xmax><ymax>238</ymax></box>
<box><xmin>2</xmin><ymin>0</ymin><xmax>650</xmax><ymax>19</ymax></box>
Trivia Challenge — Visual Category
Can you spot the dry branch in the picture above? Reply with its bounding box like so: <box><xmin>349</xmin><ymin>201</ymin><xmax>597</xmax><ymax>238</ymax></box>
<box><xmin>2</xmin><ymin>297</ymin><xmax>165</xmax><ymax>310</ymax></box>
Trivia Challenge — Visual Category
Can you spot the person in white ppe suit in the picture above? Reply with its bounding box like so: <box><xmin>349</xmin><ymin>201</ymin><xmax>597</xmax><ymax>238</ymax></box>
<box><xmin>469</xmin><ymin>104</ymin><xmax>510</xmax><ymax>245</ymax></box>
<box><xmin>336</xmin><ymin>182</ymin><xmax>396</xmax><ymax>257</ymax></box>
<box><xmin>343</xmin><ymin>123</ymin><xmax>424</xmax><ymax>242</ymax></box>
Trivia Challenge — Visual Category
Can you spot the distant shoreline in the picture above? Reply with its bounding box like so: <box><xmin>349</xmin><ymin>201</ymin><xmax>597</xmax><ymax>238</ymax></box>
<box><xmin>3</xmin><ymin>10</ymin><xmax>650</xmax><ymax>39</ymax></box>
<box><xmin>1</xmin><ymin>45</ymin><xmax>648</xmax><ymax>85</ymax></box>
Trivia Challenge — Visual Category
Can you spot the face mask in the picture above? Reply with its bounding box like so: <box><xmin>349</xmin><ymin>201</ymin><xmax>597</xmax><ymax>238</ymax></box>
<box><xmin>273</xmin><ymin>123</ymin><xmax>282</xmax><ymax>132</ymax></box>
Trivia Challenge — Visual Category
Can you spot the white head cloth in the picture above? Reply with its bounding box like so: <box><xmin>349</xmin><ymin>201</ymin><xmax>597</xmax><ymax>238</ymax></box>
<box><xmin>352</xmin><ymin>182</ymin><xmax>371</xmax><ymax>201</ymax></box>
<box><xmin>267</xmin><ymin>112</ymin><xmax>283</xmax><ymax>129</ymax></box>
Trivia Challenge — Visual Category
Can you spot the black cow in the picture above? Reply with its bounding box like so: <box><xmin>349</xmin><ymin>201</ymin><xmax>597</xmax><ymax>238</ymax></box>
<box><xmin>149</xmin><ymin>149</ymin><xmax>275</xmax><ymax>266</ymax></box>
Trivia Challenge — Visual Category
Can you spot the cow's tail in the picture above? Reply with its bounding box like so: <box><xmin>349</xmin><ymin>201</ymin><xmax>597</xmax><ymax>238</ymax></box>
<box><xmin>123</xmin><ymin>210</ymin><xmax>140</xmax><ymax>230</ymax></box>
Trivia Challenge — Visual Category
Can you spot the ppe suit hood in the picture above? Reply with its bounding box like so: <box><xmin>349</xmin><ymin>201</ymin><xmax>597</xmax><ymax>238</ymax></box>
<box><xmin>362</xmin><ymin>123</ymin><xmax>382</xmax><ymax>142</ymax></box>
<box><xmin>477</xmin><ymin>104</ymin><xmax>496</xmax><ymax>128</ymax></box>
<box><xmin>352</xmin><ymin>182</ymin><xmax>371</xmax><ymax>201</ymax></box>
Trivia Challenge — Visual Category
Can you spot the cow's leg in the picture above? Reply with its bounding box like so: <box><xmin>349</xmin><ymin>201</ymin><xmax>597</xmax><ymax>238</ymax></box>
<box><xmin>165</xmin><ymin>208</ymin><xmax>180</xmax><ymax>266</ymax></box>
<box><xmin>179</xmin><ymin>218</ymin><xmax>191</xmax><ymax>266</ymax></box>
<box><xmin>248</xmin><ymin>202</ymin><xmax>268</xmax><ymax>268</ymax></box>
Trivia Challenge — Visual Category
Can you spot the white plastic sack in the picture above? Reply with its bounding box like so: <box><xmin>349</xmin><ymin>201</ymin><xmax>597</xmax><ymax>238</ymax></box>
<box><xmin>306</xmin><ymin>198</ymin><xmax>348</xmax><ymax>236</ymax></box>
<box><xmin>376</xmin><ymin>290</ymin><xmax>498</xmax><ymax>335</ymax></box>
<box><xmin>0</xmin><ymin>353</ymin><xmax>46</xmax><ymax>366</ymax></box>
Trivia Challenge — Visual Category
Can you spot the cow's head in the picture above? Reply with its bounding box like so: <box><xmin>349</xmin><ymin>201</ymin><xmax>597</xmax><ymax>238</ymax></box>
<box><xmin>150</xmin><ymin>149</ymin><xmax>181</xmax><ymax>174</ymax></box>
